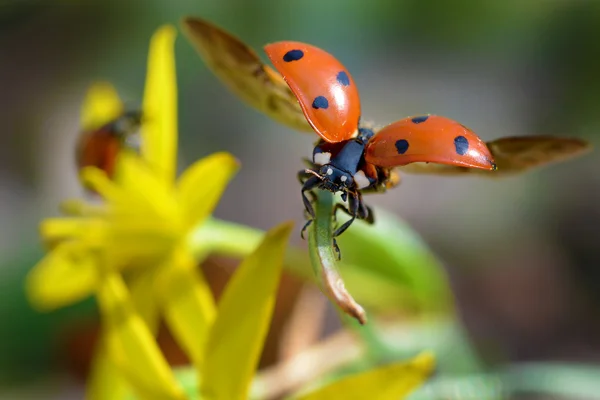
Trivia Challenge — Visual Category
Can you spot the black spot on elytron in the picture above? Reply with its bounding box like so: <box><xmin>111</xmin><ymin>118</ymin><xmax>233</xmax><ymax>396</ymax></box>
<box><xmin>395</xmin><ymin>139</ymin><xmax>409</xmax><ymax>154</ymax></box>
<box><xmin>454</xmin><ymin>135</ymin><xmax>469</xmax><ymax>155</ymax></box>
<box><xmin>312</xmin><ymin>96</ymin><xmax>329</xmax><ymax>109</ymax></box>
<box><xmin>411</xmin><ymin>115</ymin><xmax>429</xmax><ymax>124</ymax></box>
<box><xmin>283</xmin><ymin>49</ymin><xmax>304</xmax><ymax>62</ymax></box>
<box><xmin>337</xmin><ymin>71</ymin><xmax>350</xmax><ymax>86</ymax></box>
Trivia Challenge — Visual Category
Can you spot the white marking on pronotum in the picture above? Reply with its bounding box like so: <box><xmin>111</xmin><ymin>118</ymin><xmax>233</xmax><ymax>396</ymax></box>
<box><xmin>326</xmin><ymin>168</ymin><xmax>333</xmax><ymax>175</ymax></box>
<box><xmin>353</xmin><ymin>170</ymin><xmax>370</xmax><ymax>189</ymax></box>
<box><xmin>313</xmin><ymin>151</ymin><xmax>331</xmax><ymax>165</ymax></box>
<box><xmin>340</xmin><ymin>175</ymin><xmax>348</xmax><ymax>182</ymax></box>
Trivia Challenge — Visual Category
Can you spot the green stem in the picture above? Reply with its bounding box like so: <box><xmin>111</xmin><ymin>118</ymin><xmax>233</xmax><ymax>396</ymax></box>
<box><xmin>189</xmin><ymin>217</ymin><xmax>313</xmax><ymax>281</ymax></box>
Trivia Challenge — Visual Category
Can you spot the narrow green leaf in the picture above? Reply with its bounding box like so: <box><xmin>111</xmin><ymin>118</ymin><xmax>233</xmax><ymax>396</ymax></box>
<box><xmin>308</xmin><ymin>190</ymin><xmax>366</xmax><ymax>324</ymax></box>
<box><xmin>293</xmin><ymin>352</ymin><xmax>435</xmax><ymax>400</ymax></box>
<box><xmin>200</xmin><ymin>221</ymin><xmax>293</xmax><ymax>400</ymax></box>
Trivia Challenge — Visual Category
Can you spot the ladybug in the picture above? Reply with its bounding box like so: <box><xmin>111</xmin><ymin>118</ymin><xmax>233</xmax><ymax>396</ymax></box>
<box><xmin>264</xmin><ymin>42</ymin><xmax>498</xmax><ymax>250</ymax></box>
<box><xmin>76</xmin><ymin>110</ymin><xmax>142</xmax><ymax>179</ymax></box>
<box><xmin>182</xmin><ymin>17</ymin><xmax>591</xmax><ymax>256</ymax></box>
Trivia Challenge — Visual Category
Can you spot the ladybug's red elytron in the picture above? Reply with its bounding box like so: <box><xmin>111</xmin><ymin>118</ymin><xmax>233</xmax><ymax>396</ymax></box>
<box><xmin>182</xmin><ymin>17</ymin><xmax>591</xmax><ymax>256</ymax></box>
<box><xmin>76</xmin><ymin>110</ymin><xmax>142</xmax><ymax>179</ymax></box>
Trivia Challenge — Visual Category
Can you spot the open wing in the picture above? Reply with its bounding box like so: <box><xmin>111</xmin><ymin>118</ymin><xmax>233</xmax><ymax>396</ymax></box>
<box><xmin>398</xmin><ymin>136</ymin><xmax>591</xmax><ymax>176</ymax></box>
<box><xmin>181</xmin><ymin>17</ymin><xmax>312</xmax><ymax>132</ymax></box>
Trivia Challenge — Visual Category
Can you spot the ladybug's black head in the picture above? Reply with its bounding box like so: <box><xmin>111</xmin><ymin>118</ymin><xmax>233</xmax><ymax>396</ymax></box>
<box><xmin>106</xmin><ymin>110</ymin><xmax>143</xmax><ymax>136</ymax></box>
<box><xmin>317</xmin><ymin>164</ymin><xmax>354</xmax><ymax>194</ymax></box>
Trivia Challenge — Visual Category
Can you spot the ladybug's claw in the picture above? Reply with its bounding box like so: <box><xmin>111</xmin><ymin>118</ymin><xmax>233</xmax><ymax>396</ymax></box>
<box><xmin>333</xmin><ymin>238</ymin><xmax>341</xmax><ymax>260</ymax></box>
<box><xmin>300</xmin><ymin>219</ymin><xmax>313</xmax><ymax>240</ymax></box>
<box><xmin>332</xmin><ymin>203</ymin><xmax>347</xmax><ymax>224</ymax></box>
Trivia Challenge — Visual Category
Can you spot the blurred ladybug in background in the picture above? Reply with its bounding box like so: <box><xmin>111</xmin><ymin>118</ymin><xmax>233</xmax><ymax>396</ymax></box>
<box><xmin>182</xmin><ymin>17</ymin><xmax>591</xmax><ymax>257</ymax></box>
<box><xmin>76</xmin><ymin>110</ymin><xmax>142</xmax><ymax>180</ymax></box>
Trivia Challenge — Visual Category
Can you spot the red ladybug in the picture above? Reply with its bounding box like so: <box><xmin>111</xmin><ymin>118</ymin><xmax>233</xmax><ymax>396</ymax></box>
<box><xmin>182</xmin><ymin>17</ymin><xmax>591</xmax><ymax>257</ymax></box>
<box><xmin>76</xmin><ymin>110</ymin><xmax>142</xmax><ymax>179</ymax></box>
<box><xmin>265</xmin><ymin>42</ymin><xmax>498</xmax><ymax>251</ymax></box>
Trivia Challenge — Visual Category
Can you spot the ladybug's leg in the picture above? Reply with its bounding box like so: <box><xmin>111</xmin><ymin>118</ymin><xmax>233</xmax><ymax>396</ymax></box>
<box><xmin>300</xmin><ymin>175</ymin><xmax>320</xmax><ymax>218</ymax></box>
<box><xmin>299</xmin><ymin>175</ymin><xmax>321</xmax><ymax>239</ymax></box>
<box><xmin>330</xmin><ymin>192</ymin><xmax>360</xmax><ymax>261</ymax></box>
<box><xmin>333</xmin><ymin>193</ymin><xmax>374</xmax><ymax>225</ymax></box>
<box><xmin>332</xmin><ymin>238</ymin><xmax>341</xmax><ymax>260</ymax></box>
<box><xmin>356</xmin><ymin>192</ymin><xmax>375</xmax><ymax>225</ymax></box>
<box><xmin>332</xmin><ymin>191</ymin><xmax>359</xmax><ymax>239</ymax></box>
<box><xmin>300</xmin><ymin>219</ymin><xmax>313</xmax><ymax>240</ymax></box>
<box><xmin>332</xmin><ymin>203</ymin><xmax>350</xmax><ymax>223</ymax></box>
<box><xmin>361</xmin><ymin>204</ymin><xmax>375</xmax><ymax>224</ymax></box>
<box><xmin>298</xmin><ymin>169</ymin><xmax>318</xmax><ymax>203</ymax></box>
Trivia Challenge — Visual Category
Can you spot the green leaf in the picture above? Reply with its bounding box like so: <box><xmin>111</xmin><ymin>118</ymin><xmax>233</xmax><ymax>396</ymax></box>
<box><xmin>293</xmin><ymin>351</ymin><xmax>435</xmax><ymax>400</ymax></box>
<box><xmin>308</xmin><ymin>190</ymin><xmax>366</xmax><ymax>324</ymax></box>
<box><xmin>337</xmin><ymin>207</ymin><xmax>453</xmax><ymax>314</ymax></box>
<box><xmin>200</xmin><ymin>221</ymin><xmax>293</xmax><ymax>400</ymax></box>
<box><xmin>507</xmin><ymin>362</ymin><xmax>600</xmax><ymax>399</ymax></box>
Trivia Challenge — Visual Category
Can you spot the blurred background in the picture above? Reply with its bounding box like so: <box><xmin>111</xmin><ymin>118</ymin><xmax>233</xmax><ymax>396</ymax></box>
<box><xmin>1</xmin><ymin>0</ymin><xmax>599</xmax><ymax>398</ymax></box>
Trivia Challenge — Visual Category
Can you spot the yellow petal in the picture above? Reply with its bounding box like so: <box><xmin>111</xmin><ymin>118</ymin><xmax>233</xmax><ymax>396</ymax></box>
<box><xmin>114</xmin><ymin>152</ymin><xmax>178</xmax><ymax>218</ymax></box>
<box><xmin>294</xmin><ymin>352</ymin><xmax>435</xmax><ymax>400</ymax></box>
<box><xmin>59</xmin><ymin>199</ymin><xmax>107</xmax><ymax>217</ymax></box>
<box><xmin>141</xmin><ymin>25</ymin><xmax>178</xmax><ymax>185</ymax></box>
<box><xmin>26</xmin><ymin>241</ymin><xmax>99</xmax><ymax>311</ymax></box>
<box><xmin>156</xmin><ymin>246</ymin><xmax>215</xmax><ymax>368</ymax></box>
<box><xmin>86</xmin><ymin>341</ymin><xmax>132</xmax><ymax>400</ymax></box>
<box><xmin>97</xmin><ymin>273</ymin><xmax>185</xmax><ymax>400</ymax></box>
<box><xmin>80</xmin><ymin>165</ymin><xmax>173</xmax><ymax>222</ymax></box>
<box><xmin>177</xmin><ymin>152</ymin><xmax>240</xmax><ymax>230</ymax></box>
<box><xmin>40</xmin><ymin>217</ymin><xmax>107</xmax><ymax>249</ymax></box>
<box><xmin>129</xmin><ymin>269</ymin><xmax>161</xmax><ymax>335</ymax></box>
<box><xmin>80</xmin><ymin>82</ymin><xmax>124</xmax><ymax>131</ymax></box>
<box><xmin>79</xmin><ymin>167</ymin><xmax>141</xmax><ymax>208</ymax></box>
<box><xmin>200</xmin><ymin>222</ymin><xmax>293</xmax><ymax>400</ymax></box>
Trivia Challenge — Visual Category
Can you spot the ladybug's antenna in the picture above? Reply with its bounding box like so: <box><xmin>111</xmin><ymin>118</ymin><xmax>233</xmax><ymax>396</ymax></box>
<box><xmin>304</xmin><ymin>169</ymin><xmax>323</xmax><ymax>180</ymax></box>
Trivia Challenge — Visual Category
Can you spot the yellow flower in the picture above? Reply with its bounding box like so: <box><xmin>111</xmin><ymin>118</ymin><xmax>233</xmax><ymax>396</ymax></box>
<box><xmin>26</xmin><ymin>25</ymin><xmax>238</xmax><ymax>400</ymax></box>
